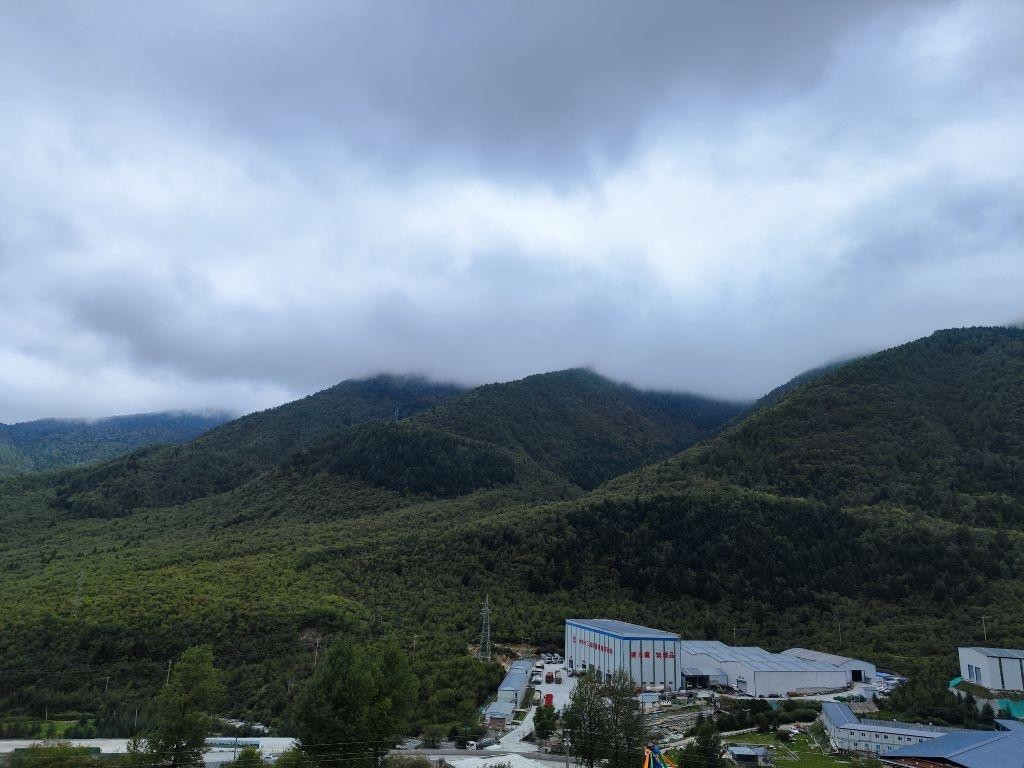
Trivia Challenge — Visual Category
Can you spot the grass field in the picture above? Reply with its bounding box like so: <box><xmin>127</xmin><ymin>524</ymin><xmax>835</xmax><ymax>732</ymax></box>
<box><xmin>722</xmin><ymin>732</ymin><xmax>854</xmax><ymax>767</ymax></box>
<box><xmin>0</xmin><ymin>719</ymin><xmax>83</xmax><ymax>739</ymax></box>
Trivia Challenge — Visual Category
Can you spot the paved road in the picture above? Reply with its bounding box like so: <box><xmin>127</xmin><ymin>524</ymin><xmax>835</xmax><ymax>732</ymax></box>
<box><xmin>492</xmin><ymin>665</ymin><xmax>577</xmax><ymax>753</ymax></box>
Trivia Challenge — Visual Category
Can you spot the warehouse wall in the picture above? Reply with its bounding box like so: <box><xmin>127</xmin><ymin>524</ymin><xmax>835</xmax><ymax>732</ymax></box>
<box><xmin>564</xmin><ymin>623</ymin><xmax>679</xmax><ymax>690</ymax></box>
<box><xmin>748</xmin><ymin>669</ymin><xmax>848</xmax><ymax>697</ymax></box>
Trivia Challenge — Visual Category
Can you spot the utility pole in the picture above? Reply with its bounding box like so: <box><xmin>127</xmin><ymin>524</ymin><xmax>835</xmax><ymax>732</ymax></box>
<box><xmin>314</xmin><ymin>637</ymin><xmax>321</xmax><ymax>668</ymax></box>
<box><xmin>478</xmin><ymin>595</ymin><xmax>492</xmax><ymax>662</ymax></box>
<box><xmin>563</xmin><ymin>730</ymin><xmax>571</xmax><ymax>768</ymax></box>
<box><xmin>982</xmin><ymin>616</ymin><xmax>988</xmax><ymax>643</ymax></box>
<box><xmin>166</xmin><ymin>660</ymin><xmax>172</xmax><ymax>685</ymax></box>
<box><xmin>73</xmin><ymin>567</ymin><xmax>85</xmax><ymax>618</ymax></box>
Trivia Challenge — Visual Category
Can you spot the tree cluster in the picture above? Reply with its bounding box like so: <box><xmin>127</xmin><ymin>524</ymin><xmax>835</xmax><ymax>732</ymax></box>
<box><xmin>562</xmin><ymin>671</ymin><xmax>644</xmax><ymax>768</ymax></box>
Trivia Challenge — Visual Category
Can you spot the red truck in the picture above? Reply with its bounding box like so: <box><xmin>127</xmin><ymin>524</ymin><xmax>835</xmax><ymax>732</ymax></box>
<box><xmin>544</xmin><ymin>693</ymin><xmax>554</xmax><ymax>707</ymax></box>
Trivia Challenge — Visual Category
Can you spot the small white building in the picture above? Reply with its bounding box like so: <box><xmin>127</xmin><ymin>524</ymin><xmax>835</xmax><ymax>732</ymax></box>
<box><xmin>958</xmin><ymin>646</ymin><xmax>1024</xmax><ymax>692</ymax></box>
<box><xmin>782</xmin><ymin>647</ymin><xmax>876</xmax><ymax>684</ymax></box>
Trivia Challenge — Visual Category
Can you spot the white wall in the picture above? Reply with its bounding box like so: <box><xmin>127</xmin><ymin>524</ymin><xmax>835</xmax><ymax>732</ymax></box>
<box><xmin>837</xmin><ymin>659</ymin><xmax>876</xmax><ymax>683</ymax></box>
<box><xmin>997</xmin><ymin>656</ymin><xmax>1024</xmax><ymax>691</ymax></box>
<box><xmin>748</xmin><ymin>669</ymin><xmax>848</xmax><ymax>697</ymax></box>
<box><xmin>958</xmin><ymin>648</ymin><xmax>1024</xmax><ymax>691</ymax></box>
<box><xmin>564</xmin><ymin>623</ymin><xmax>679</xmax><ymax>689</ymax></box>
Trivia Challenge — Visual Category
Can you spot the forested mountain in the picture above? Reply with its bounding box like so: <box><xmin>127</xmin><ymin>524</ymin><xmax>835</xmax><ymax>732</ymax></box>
<box><xmin>50</xmin><ymin>370</ymin><xmax>743</xmax><ymax>518</ymax></box>
<box><xmin>0</xmin><ymin>412</ymin><xmax>230</xmax><ymax>478</ymax></box>
<box><xmin>416</xmin><ymin>368</ymin><xmax>746</xmax><ymax>489</ymax></box>
<box><xmin>1</xmin><ymin>329</ymin><xmax>1022</xmax><ymax>738</ymax></box>
<box><xmin>646</xmin><ymin>327</ymin><xmax>1024</xmax><ymax>526</ymax></box>
<box><xmin>51</xmin><ymin>375</ymin><xmax>464</xmax><ymax>516</ymax></box>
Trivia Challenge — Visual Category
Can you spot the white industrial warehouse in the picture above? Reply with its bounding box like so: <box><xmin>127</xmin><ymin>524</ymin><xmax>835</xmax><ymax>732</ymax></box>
<box><xmin>565</xmin><ymin>619</ymin><xmax>873</xmax><ymax>697</ymax></box>
<box><xmin>958</xmin><ymin>646</ymin><xmax>1024</xmax><ymax>692</ymax></box>
<box><xmin>564</xmin><ymin>619</ymin><xmax>680</xmax><ymax>690</ymax></box>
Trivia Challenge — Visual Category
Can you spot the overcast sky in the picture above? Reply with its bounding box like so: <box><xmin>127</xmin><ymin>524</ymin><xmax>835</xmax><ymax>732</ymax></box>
<box><xmin>1</xmin><ymin>0</ymin><xmax>1022</xmax><ymax>421</ymax></box>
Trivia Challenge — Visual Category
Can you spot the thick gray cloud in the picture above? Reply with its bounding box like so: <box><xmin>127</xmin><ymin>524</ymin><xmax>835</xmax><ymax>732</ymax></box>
<box><xmin>0</xmin><ymin>0</ymin><xmax>1022</xmax><ymax>421</ymax></box>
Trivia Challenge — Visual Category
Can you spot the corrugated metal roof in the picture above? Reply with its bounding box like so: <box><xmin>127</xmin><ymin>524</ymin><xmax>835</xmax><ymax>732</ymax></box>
<box><xmin>498</xmin><ymin>668</ymin><xmax>530</xmax><ymax>691</ymax></box>
<box><xmin>727</xmin><ymin>746</ymin><xmax>768</xmax><ymax>756</ymax></box>
<box><xmin>822</xmin><ymin>702</ymin><xmax>859</xmax><ymax>727</ymax></box>
<box><xmin>783</xmin><ymin>647</ymin><xmax>872</xmax><ymax>668</ymax></box>
<box><xmin>962</xmin><ymin>646</ymin><xmax>1024</xmax><ymax>659</ymax></box>
<box><xmin>566</xmin><ymin>619</ymin><xmax>679</xmax><ymax>639</ymax></box>
<box><xmin>824</xmin><ymin>702</ymin><xmax>965</xmax><ymax>739</ymax></box>
<box><xmin>882</xmin><ymin>727</ymin><xmax>1024</xmax><ymax>768</ymax></box>
<box><xmin>681</xmin><ymin>667</ymin><xmax>728</xmax><ymax>677</ymax></box>
<box><xmin>485</xmin><ymin>701</ymin><xmax>516</xmax><ymax>718</ymax></box>
<box><xmin>679</xmin><ymin>641</ymin><xmax>844</xmax><ymax>672</ymax></box>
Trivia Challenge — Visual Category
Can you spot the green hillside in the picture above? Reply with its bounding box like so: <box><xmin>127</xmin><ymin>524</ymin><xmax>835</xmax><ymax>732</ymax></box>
<box><xmin>650</xmin><ymin>327</ymin><xmax>1024</xmax><ymax>526</ymax></box>
<box><xmin>0</xmin><ymin>412</ymin><xmax>231</xmax><ymax>478</ymax></box>
<box><xmin>417</xmin><ymin>368</ymin><xmax>746</xmax><ymax>489</ymax></box>
<box><xmin>1</xmin><ymin>332</ymin><xmax>1022</xmax><ymax>736</ymax></box>
<box><xmin>51</xmin><ymin>375</ymin><xmax>464</xmax><ymax>517</ymax></box>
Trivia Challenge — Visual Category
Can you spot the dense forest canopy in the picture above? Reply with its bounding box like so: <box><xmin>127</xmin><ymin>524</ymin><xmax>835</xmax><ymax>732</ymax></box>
<box><xmin>0</xmin><ymin>329</ymin><xmax>1022</xmax><ymax>737</ymax></box>
<box><xmin>0</xmin><ymin>412</ymin><xmax>230</xmax><ymax>477</ymax></box>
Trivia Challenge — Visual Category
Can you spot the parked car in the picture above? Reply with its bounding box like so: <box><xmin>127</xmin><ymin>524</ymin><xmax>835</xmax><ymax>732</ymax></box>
<box><xmin>545</xmin><ymin>671</ymin><xmax>554</xmax><ymax>684</ymax></box>
<box><xmin>533</xmin><ymin>690</ymin><xmax>542</xmax><ymax>705</ymax></box>
<box><xmin>554</xmin><ymin>670</ymin><xmax>563</xmax><ymax>684</ymax></box>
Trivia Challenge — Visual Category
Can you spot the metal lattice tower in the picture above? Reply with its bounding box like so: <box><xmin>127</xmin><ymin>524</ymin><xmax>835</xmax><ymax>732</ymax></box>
<box><xmin>478</xmin><ymin>595</ymin><xmax>492</xmax><ymax>661</ymax></box>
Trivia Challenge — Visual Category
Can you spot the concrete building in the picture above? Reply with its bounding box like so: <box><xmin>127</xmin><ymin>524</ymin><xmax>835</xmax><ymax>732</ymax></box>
<box><xmin>821</xmin><ymin>701</ymin><xmax>961</xmax><ymax>756</ymax></box>
<box><xmin>958</xmin><ymin>646</ymin><xmax>1024</xmax><ymax>692</ymax></box>
<box><xmin>678</xmin><ymin>641</ymin><xmax>848</xmax><ymax>697</ymax></box>
<box><xmin>564</xmin><ymin>619</ymin><xmax>680</xmax><ymax>690</ymax></box>
<box><xmin>881</xmin><ymin>719</ymin><xmax>1024</xmax><ymax>768</ymax></box>
<box><xmin>497</xmin><ymin>660</ymin><xmax>532</xmax><ymax>705</ymax></box>
<box><xmin>782</xmin><ymin>647</ymin><xmax>876</xmax><ymax>684</ymax></box>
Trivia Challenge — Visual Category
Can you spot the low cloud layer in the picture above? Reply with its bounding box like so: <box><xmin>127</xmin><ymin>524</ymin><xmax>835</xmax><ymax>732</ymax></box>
<box><xmin>1</xmin><ymin>1</ymin><xmax>1022</xmax><ymax>421</ymax></box>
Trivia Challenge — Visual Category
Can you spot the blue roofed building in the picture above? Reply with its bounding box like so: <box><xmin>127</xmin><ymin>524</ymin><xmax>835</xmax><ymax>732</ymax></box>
<box><xmin>483</xmin><ymin>699</ymin><xmax>517</xmax><ymax>730</ymax></box>
<box><xmin>881</xmin><ymin>719</ymin><xmax>1024</xmax><ymax>767</ymax></box>
<box><xmin>821</xmin><ymin>701</ymin><xmax>964</xmax><ymax>756</ymax></box>
<box><xmin>565</xmin><ymin>619</ymin><xmax>680</xmax><ymax>690</ymax></box>
<box><xmin>496</xmin><ymin>659</ymin><xmax>531</xmax><ymax>705</ymax></box>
